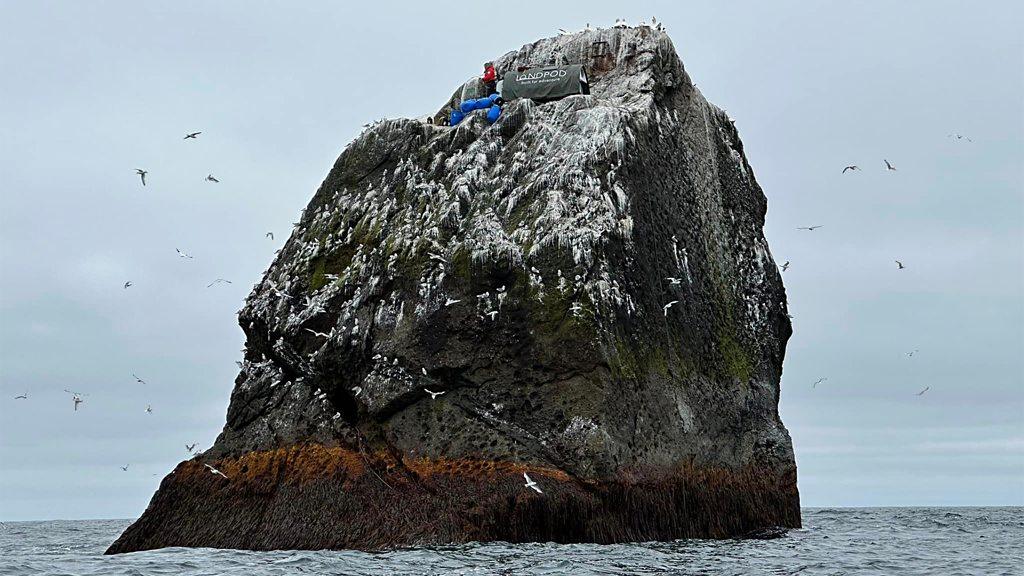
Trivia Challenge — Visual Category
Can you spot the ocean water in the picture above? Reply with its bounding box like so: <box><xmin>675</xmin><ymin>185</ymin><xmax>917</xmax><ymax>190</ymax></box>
<box><xmin>1</xmin><ymin>508</ymin><xmax>1020</xmax><ymax>575</ymax></box>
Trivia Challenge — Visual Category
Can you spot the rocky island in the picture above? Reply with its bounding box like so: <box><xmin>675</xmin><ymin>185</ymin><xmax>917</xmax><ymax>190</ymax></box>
<box><xmin>107</xmin><ymin>25</ymin><xmax>799</xmax><ymax>554</ymax></box>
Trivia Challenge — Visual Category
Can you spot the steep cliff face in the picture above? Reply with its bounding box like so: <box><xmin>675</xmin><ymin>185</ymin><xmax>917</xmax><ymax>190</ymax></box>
<box><xmin>108</xmin><ymin>26</ymin><xmax>798</xmax><ymax>554</ymax></box>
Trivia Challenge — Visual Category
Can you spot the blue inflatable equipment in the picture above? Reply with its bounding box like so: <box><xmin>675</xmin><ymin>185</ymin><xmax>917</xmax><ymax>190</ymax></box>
<box><xmin>450</xmin><ymin>109</ymin><xmax>465</xmax><ymax>126</ymax></box>
<box><xmin>486</xmin><ymin>104</ymin><xmax>501</xmax><ymax>124</ymax></box>
<box><xmin>474</xmin><ymin>98</ymin><xmax>492</xmax><ymax>111</ymax></box>
<box><xmin>488</xmin><ymin>93</ymin><xmax>502</xmax><ymax>104</ymax></box>
<box><xmin>460</xmin><ymin>99</ymin><xmax>476</xmax><ymax>113</ymax></box>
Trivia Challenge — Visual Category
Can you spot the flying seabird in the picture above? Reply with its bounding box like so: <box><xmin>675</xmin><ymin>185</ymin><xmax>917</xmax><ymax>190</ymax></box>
<box><xmin>421</xmin><ymin>367</ymin><xmax>428</xmax><ymax>376</ymax></box>
<box><xmin>842</xmin><ymin>165</ymin><xmax>860</xmax><ymax>173</ymax></box>
<box><xmin>14</xmin><ymin>392</ymin><xmax>27</xmax><ymax>400</ymax></box>
<box><xmin>663</xmin><ymin>300</ymin><xmax>679</xmax><ymax>316</ymax></box>
<box><xmin>176</xmin><ymin>248</ymin><xmax>194</xmax><ymax>259</ymax></box>
<box><xmin>204</xmin><ymin>463</ymin><xmax>229</xmax><ymax>479</ymax></box>
<box><xmin>205</xmin><ymin>174</ymin><xmax>219</xmax><ymax>183</ymax></box>
<box><xmin>123</xmin><ymin>281</ymin><xmax>132</xmax><ymax>289</ymax></box>
<box><xmin>813</xmin><ymin>377</ymin><xmax>827</xmax><ymax>388</ymax></box>
<box><xmin>666</xmin><ymin>277</ymin><xmax>682</xmax><ymax>285</ymax></box>
<box><xmin>444</xmin><ymin>298</ymin><xmax>460</xmax><ymax>307</ymax></box>
<box><xmin>186</xmin><ymin>443</ymin><xmax>197</xmax><ymax>452</ymax></box>
<box><xmin>184</xmin><ymin>132</ymin><xmax>201</xmax><ymax>139</ymax></box>
<box><xmin>947</xmin><ymin>133</ymin><xmax>972</xmax><ymax>142</ymax></box>
<box><xmin>884</xmin><ymin>159</ymin><xmax>897</xmax><ymax>171</ymax></box>
<box><xmin>906</xmin><ymin>349</ymin><xmax>919</xmax><ymax>357</ymax></box>
<box><xmin>916</xmin><ymin>387</ymin><xmax>930</xmax><ymax>396</ymax></box>
<box><xmin>64</xmin><ymin>389</ymin><xmax>84</xmax><ymax>411</ymax></box>
<box><xmin>558</xmin><ymin>28</ymin><xmax>568</xmax><ymax>34</ymax></box>
<box><xmin>486</xmin><ymin>310</ymin><xmax>498</xmax><ymax>321</ymax></box>
<box><xmin>352</xmin><ymin>386</ymin><xmax>362</xmax><ymax>397</ymax></box>
<box><xmin>896</xmin><ymin>260</ymin><xmax>905</xmax><ymax>269</ymax></box>
<box><xmin>145</xmin><ymin>404</ymin><xmax>152</xmax><ymax>414</ymax></box>
<box><xmin>207</xmin><ymin>278</ymin><xmax>232</xmax><ymax>287</ymax></box>
<box><xmin>305</xmin><ymin>328</ymin><xmax>332</xmax><ymax>339</ymax></box>
<box><xmin>132</xmin><ymin>373</ymin><xmax>146</xmax><ymax>385</ymax></box>
<box><xmin>780</xmin><ymin>261</ymin><xmax>791</xmax><ymax>272</ymax></box>
<box><xmin>424</xmin><ymin>388</ymin><xmax>445</xmax><ymax>400</ymax></box>
<box><xmin>121</xmin><ymin>465</ymin><xmax>129</xmax><ymax>471</ymax></box>
<box><xmin>796</xmin><ymin>225</ymin><xmax>823</xmax><ymax>231</ymax></box>
<box><xmin>523</xmin><ymin>472</ymin><xmax>542</xmax><ymax>493</ymax></box>
<box><xmin>135</xmin><ymin>169</ymin><xmax>148</xmax><ymax>186</ymax></box>
<box><xmin>266</xmin><ymin>232</ymin><xmax>274</xmax><ymax>240</ymax></box>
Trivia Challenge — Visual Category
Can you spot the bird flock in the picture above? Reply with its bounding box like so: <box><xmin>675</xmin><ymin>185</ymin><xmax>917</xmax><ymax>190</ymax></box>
<box><xmin>789</xmin><ymin>141</ymin><xmax>974</xmax><ymax>397</ymax></box>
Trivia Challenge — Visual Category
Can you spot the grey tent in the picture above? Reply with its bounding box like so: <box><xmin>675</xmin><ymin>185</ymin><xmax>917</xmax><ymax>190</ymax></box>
<box><xmin>502</xmin><ymin>64</ymin><xmax>589</xmax><ymax>102</ymax></box>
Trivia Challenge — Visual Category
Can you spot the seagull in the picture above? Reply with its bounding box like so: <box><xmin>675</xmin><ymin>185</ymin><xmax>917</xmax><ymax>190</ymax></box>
<box><xmin>123</xmin><ymin>281</ymin><xmax>132</xmax><ymax>289</ymax></box>
<box><xmin>205</xmin><ymin>174</ymin><xmax>219</xmax><ymax>183</ymax></box>
<box><xmin>663</xmin><ymin>301</ymin><xmax>679</xmax><ymax>316</ymax></box>
<box><xmin>916</xmin><ymin>387</ymin><xmax>930</xmax><ymax>396</ymax></box>
<box><xmin>176</xmin><ymin>248</ymin><xmax>194</xmax><ymax>259</ymax></box>
<box><xmin>305</xmin><ymin>328</ymin><xmax>332</xmax><ymax>339</ymax></box>
<box><xmin>352</xmin><ymin>386</ymin><xmax>362</xmax><ymax>397</ymax></box>
<box><xmin>906</xmin><ymin>349</ymin><xmax>919</xmax><ymax>357</ymax></box>
<box><xmin>145</xmin><ymin>404</ymin><xmax>152</xmax><ymax>414</ymax></box>
<box><xmin>14</xmin><ymin>392</ymin><xmax>27</xmax><ymax>400</ymax></box>
<box><xmin>421</xmin><ymin>367</ymin><xmax>428</xmax><ymax>376</ymax></box>
<box><xmin>204</xmin><ymin>463</ymin><xmax>229</xmax><ymax>479</ymax></box>
<box><xmin>486</xmin><ymin>310</ymin><xmax>498</xmax><ymax>321</ymax></box>
<box><xmin>184</xmin><ymin>132</ymin><xmax>201</xmax><ymax>139</ymax></box>
<box><xmin>523</xmin><ymin>472</ymin><xmax>542</xmax><ymax>493</ymax></box>
<box><xmin>813</xmin><ymin>377</ymin><xmax>827</xmax><ymax>388</ymax></box>
<box><xmin>186</xmin><ymin>443</ymin><xmax>197</xmax><ymax>452</ymax></box>
<box><xmin>444</xmin><ymin>298</ymin><xmax>460</xmax><ymax>307</ymax></box>
<box><xmin>780</xmin><ymin>261</ymin><xmax>790</xmax><ymax>272</ymax></box>
<box><xmin>132</xmin><ymin>373</ymin><xmax>146</xmax><ymax>385</ymax></box>
<box><xmin>796</xmin><ymin>225</ymin><xmax>823</xmax><ymax>231</ymax></box>
<box><xmin>842</xmin><ymin>165</ymin><xmax>860</xmax><ymax>173</ymax></box>
<box><xmin>64</xmin><ymin>389</ymin><xmax>83</xmax><ymax>411</ymax></box>
<box><xmin>558</xmin><ymin>28</ymin><xmax>568</xmax><ymax>34</ymax></box>
<box><xmin>266</xmin><ymin>232</ymin><xmax>274</xmax><ymax>240</ymax></box>
<box><xmin>884</xmin><ymin>159</ymin><xmax>897</xmax><ymax>171</ymax></box>
<box><xmin>121</xmin><ymin>465</ymin><xmax>129</xmax><ymax>472</ymax></box>
<box><xmin>207</xmin><ymin>278</ymin><xmax>232</xmax><ymax>287</ymax></box>
<box><xmin>424</xmin><ymin>388</ymin><xmax>445</xmax><ymax>400</ymax></box>
<box><xmin>135</xmin><ymin>169</ymin><xmax>148</xmax><ymax>186</ymax></box>
<box><xmin>569</xmin><ymin>302</ymin><xmax>583</xmax><ymax>315</ymax></box>
<box><xmin>666</xmin><ymin>277</ymin><xmax>682</xmax><ymax>285</ymax></box>
<box><xmin>947</xmin><ymin>133</ymin><xmax>972</xmax><ymax>142</ymax></box>
<box><xmin>895</xmin><ymin>260</ymin><xmax>905</xmax><ymax>269</ymax></box>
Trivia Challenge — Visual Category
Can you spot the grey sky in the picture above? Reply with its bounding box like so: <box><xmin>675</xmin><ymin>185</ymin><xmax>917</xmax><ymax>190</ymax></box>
<box><xmin>1</xmin><ymin>1</ymin><xmax>1021</xmax><ymax>521</ymax></box>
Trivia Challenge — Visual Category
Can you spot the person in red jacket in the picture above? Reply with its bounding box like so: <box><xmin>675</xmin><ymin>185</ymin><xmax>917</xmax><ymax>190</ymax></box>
<box><xmin>482</xmin><ymin>62</ymin><xmax>497</xmax><ymax>96</ymax></box>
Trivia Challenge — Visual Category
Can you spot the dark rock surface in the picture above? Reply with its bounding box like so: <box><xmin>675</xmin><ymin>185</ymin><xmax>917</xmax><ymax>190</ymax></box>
<box><xmin>108</xmin><ymin>24</ymin><xmax>799</xmax><ymax>554</ymax></box>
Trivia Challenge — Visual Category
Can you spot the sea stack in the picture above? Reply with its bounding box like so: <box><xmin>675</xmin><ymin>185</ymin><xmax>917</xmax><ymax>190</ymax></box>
<box><xmin>107</xmin><ymin>25</ymin><xmax>799</xmax><ymax>554</ymax></box>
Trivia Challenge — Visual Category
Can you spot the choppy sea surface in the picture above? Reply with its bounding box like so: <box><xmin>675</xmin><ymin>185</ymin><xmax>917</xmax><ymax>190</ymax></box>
<box><xmin>1</xmin><ymin>508</ymin><xmax>1021</xmax><ymax>575</ymax></box>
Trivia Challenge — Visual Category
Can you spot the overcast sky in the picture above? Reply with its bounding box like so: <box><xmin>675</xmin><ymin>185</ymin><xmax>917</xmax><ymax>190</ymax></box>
<box><xmin>1</xmin><ymin>1</ymin><xmax>1021</xmax><ymax>521</ymax></box>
